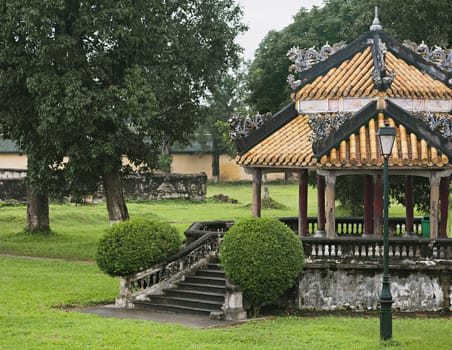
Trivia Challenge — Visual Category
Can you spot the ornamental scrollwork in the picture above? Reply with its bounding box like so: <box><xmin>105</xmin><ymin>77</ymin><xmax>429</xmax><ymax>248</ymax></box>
<box><xmin>403</xmin><ymin>40</ymin><xmax>452</xmax><ymax>72</ymax></box>
<box><xmin>372</xmin><ymin>40</ymin><xmax>395</xmax><ymax>91</ymax></box>
<box><xmin>415</xmin><ymin>112</ymin><xmax>452</xmax><ymax>140</ymax></box>
<box><xmin>287</xmin><ymin>41</ymin><xmax>347</xmax><ymax>89</ymax></box>
<box><xmin>308</xmin><ymin>112</ymin><xmax>352</xmax><ymax>143</ymax></box>
<box><xmin>228</xmin><ymin>112</ymin><xmax>272</xmax><ymax>140</ymax></box>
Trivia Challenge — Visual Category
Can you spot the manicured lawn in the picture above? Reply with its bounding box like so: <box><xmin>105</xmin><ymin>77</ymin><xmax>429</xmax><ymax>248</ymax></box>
<box><xmin>0</xmin><ymin>182</ymin><xmax>304</xmax><ymax>260</ymax></box>
<box><xmin>0</xmin><ymin>182</ymin><xmax>411</xmax><ymax>261</ymax></box>
<box><xmin>1</xmin><ymin>256</ymin><xmax>450</xmax><ymax>350</ymax></box>
<box><xmin>0</xmin><ymin>182</ymin><xmax>450</xmax><ymax>349</ymax></box>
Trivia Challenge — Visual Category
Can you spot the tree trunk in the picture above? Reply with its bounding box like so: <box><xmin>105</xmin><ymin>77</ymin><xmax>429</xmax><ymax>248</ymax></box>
<box><xmin>26</xmin><ymin>185</ymin><xmax>50</xmax><ymax>232</ymax></box>
<box><xmin>212</xmin><ymin>152</ymin><xmax>220</xmax><ymax>183</ymax></box>
<box><xmin>263</xmin><ymin>174</ymin><xmax>270</xmax><ymax>200</ymax></box>
<box><xmin>102</xmin><ymin>171</ymin><xmax>129</xmax><ymax>225</ymax></box>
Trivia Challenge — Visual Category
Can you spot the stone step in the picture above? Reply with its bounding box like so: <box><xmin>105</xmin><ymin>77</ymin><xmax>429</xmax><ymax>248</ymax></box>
<box><xmin>196</xmin><ymin>269</ymin><xmax>226</xmax><ymax>278</ymax></box>
<box><xmin>146</xmin><ymin>295</ymin><xmax>223</xmax><ymax>310</ymax></box>
<box><xmin>134</xmin><ymin>301</ymin><xmax>221</xmax><ymax>316</ymax></box>
<box><xmin>165</xmin><ymin>289</ymin><xmax>225</xmax><ymax>303</ymax></box>
<box><xmin>207</xmin><ymin>262</ymin><xmax>221</xmax><ymax>269</ymax></box>
<box><xmin>136</xmin><ymin>259</ymin><xmax>227</xmax><ymax>317</ymax></box>
<box><xmin>177</xmin><ymin>281</ymin><xmax>226</xmax><ymax>294</ymax></box>
<box><xmin>183</xmin><ymin>275</ymin><xmax>225</xmax><ymax>286</ymax></box>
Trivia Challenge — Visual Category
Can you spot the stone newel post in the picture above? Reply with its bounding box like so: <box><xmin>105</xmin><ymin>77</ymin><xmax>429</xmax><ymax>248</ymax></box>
<box><xmin>222</xmin><ymin>279</ymin><xmax>247</xmax><ymax>321</ymax></box>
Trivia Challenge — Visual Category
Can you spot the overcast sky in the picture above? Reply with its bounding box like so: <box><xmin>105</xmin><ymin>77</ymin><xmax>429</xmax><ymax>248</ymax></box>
<box><xmin>237</xmin><ymin>0</ymin><xmax>325</xmax><ymax>60</ymax></box>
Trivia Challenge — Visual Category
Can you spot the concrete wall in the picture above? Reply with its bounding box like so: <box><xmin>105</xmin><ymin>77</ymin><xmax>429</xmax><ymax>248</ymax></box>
<box><xmin>0</xmin><ymin>152</ymin><xmax>289</xmax><ymax>182</ymax></box>
<box><xmin>0</xmin><ymin>154</ymin><xmax>27</xmax><ymax>169</ymax></box>
<box><xmin>170</xmin><ymin>153</ymin><xmax>286</xmax><ymax>181</ymax></box>
<box><xmin>298</xmin><ymin>264</ymin><xmax>451</xmax><ymax>312</ymax></box>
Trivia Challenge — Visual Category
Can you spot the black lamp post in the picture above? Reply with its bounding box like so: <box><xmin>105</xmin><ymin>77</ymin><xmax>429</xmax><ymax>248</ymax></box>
<box><xmin>377</xmin><ymin>122</ymin><xmax>396</xmax><ymax>340</ymax></box>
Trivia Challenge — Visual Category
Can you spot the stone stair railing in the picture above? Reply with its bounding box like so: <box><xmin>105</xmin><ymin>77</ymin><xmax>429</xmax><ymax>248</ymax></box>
<box><xmin>116</xmin><ymin>231</ymin><xmax>223</xmax><ymax>308</ymax></box>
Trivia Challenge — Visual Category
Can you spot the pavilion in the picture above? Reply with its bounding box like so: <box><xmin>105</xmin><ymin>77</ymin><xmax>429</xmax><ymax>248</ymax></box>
<box><xmin>232</xmin><ymin>10</ymin><xmax>452</xmax><ymax>239</ymax></box>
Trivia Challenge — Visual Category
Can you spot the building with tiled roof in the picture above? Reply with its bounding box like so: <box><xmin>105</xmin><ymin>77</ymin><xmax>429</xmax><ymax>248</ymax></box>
<box><xmin>233</xmin><ymin>10</ymin><xmax>452</xmax><ymax>238</ymax></box>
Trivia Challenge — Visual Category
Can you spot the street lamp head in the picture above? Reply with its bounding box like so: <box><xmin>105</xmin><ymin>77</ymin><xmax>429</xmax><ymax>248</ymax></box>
<box><xmin>377</xmin><ymin>122</ymin><xmax>396</xmax><ymax>158</ymax></box>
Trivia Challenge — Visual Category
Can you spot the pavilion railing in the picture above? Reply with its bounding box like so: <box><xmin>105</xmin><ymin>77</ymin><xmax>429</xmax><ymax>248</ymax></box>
<box><xmin>279</xmin><ymin>217</ymin><xmax>424</xmax><ymax>236</ymax></box>
<box><xmin>183</xmin><ymin>221</ymin><xmax>451</xmax><ymax>262</ymax></box>
<box><xmin>302</xmin><ymin>237</ymin><xmax>452</xmax><ymax>261</ymax></box>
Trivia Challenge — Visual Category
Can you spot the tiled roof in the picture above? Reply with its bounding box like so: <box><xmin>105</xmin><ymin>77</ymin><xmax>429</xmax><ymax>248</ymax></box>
<box><xmin>319</xmin><ymin>112</ymin><xmax>450</xmax><ymax>168</ymax></box>
<box><xmin>236</xmin><ymin>115</ymin><xmax>316</xmax><ymax>168</ymax></box>
<box><xmin>236</xmin><ymin>112</ymin><xmax>451</xmax><ymax>169</ymax></box>
<box><xmin>295</xmin><ymin>47</ymin><xmax>452</xmax><ymax>100</ymax></box>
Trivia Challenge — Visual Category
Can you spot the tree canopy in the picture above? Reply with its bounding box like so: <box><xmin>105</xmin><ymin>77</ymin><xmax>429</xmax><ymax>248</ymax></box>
<box><xmin>0</xmin><ymin>0</ymin><xmax>245</xmax><ymax>227</ymax></box>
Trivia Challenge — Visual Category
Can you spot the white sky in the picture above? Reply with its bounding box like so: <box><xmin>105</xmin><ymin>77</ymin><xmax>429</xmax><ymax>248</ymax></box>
<box><xmin>237</xmin><ymin>0</ymin><xmax>325</xmax><ymax>61</ymax></box>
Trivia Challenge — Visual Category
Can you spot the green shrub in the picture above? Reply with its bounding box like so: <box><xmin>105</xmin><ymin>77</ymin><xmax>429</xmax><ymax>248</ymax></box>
<box><xmin>96</xmin><ymin>218</ymin><xmax>181</xmax><ymax>277</ymax></box>
<box><xmin>219</xmin><ymin>217</ymin><xmax>304</xmax><ymax>308</ymax></box>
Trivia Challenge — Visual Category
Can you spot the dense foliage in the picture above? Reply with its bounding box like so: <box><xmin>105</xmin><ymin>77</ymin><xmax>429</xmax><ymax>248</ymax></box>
<box><xmin>0</xmin><ymin>0</ymin><xmax>245</xmax><ymax>227</ymax></box>
<box><xmin>219</xmin><ymin>217</ymin><xmax>304</xmax><ymax>308</ymax></box>
<box><xmin>96</xmin><ymin>218</ymin><xmax>181</xmax><ymax>277</ymax></box>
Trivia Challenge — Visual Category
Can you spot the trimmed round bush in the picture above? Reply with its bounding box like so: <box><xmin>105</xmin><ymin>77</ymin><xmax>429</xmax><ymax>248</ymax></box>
<box><xmin>219</xmin><ymin>217</ymin><xmax>304</xmax><ymax>307</ymax></box>
<box><xmin>96</xmin><ymin>218</ymin><xmax>181</xmax><ymax>277</ymax></box>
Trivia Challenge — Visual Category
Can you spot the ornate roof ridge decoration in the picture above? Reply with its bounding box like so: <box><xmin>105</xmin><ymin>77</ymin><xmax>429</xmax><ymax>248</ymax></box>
<box><xmin>414</xmin><ymin>112</ymin><xmax>452</xmax><ymax>140</ymax></box>
<box><xmin>370</xmin><ymin>7</ymin><xmax>394</xmax><ymax>91</ymax></box>
<box><xmin>369</xmin><ymin>6</ymin><xmax>382</xmax><ymax>32</ymax></box>
<box><xmin>308</xmin><ymin>112</ymin><xmax>353</xmax><ymax>144</ymax></box>
<box><xmin>402</xmin><ymin>40</ymin><xmax>452</xmax><ymax>73</ymax></box>
<box><xmin>371</xmin><ymin>38</ymin><xmax>395</xmax><ymax>91</ymax></box>
<box><xmin>287</xmin><ymin>41</ymin><xmax>347</xmax><ymax>89</ymax></box>
<box><xmin>228</xmin><ymin>112</ymin><xmax>272</xmax><ymax>141</ymax></box>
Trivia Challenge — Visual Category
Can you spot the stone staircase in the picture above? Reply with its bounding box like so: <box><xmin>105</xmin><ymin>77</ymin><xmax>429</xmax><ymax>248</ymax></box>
<box><xmin>134</xmin><ymin>260</ymin><xmax>226</xmax><ymax>316</ymax></box>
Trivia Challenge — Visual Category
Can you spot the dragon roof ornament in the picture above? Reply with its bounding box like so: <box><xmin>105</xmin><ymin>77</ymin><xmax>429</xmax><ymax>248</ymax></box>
<box><xmin>403</xmin><ymin>40</ymin><xmax>452</xmax><ymax>73</ymax></box>
<box><xmin>228</xmin><ymin>112</ymin><xmax>272</xmax><ymax>141</ymax></box>
<box><xmin>414</xmin><ymin>112</ymin><xmax>452</xmax><ymax>140</ymax></box>
<box><xmin>308</xmin><ymin>112</ymin><xmax>353</xmax><ymax>143</ymax></box>
<box><xmin>287</xmin><ymin>41</ymin><xmax>347</xmax><ymax>90</ymax></box>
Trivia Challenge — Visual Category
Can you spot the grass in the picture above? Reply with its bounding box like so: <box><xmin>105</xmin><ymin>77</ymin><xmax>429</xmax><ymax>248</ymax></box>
<box><xmin>0</xmin><ymin>182</ymin><xmax>412</xmax><ymax>260</ymax></box>
<box><xmin>1</xmin><ymin>256</ymin><xmax>451</xmax><ymax>350</ymax></box>
<box><xmin>0</xmin><ymin>182</ymin><xmax>450</xmax><ymax>349</ymax></box>
<box><xmin>0</xmin><ymin>182</ymin><xmax>305</xmax><ymax>260</ymax></box>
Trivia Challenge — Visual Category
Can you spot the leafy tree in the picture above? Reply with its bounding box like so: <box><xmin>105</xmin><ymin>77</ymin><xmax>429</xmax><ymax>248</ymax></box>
<box><xmin>0</xmin><ymin>0</ymin><xmax>245</xmax><ymax>228</ymax></box>
<box><xmin>197</xmin><ymin>64</ymin><xmax>248</xmax><ymax>181</ymax></box>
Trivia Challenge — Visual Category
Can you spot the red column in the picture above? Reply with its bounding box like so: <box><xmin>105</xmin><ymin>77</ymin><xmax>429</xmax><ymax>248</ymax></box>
<box><xmin>405</xmin><ymin>176</ymin><xmax>414</xmax><ymax>235</ymax></box>
<box><xmin>373</xmin><ymin>174</ymin><xmax>383</xmax><ymax>237</ymax></box>
<box><xmin>363</xmin><ymin>175</ymin><xmax>373</xmax><ymax>235</ymax></box>
<box><xmin>252</xmin><ymin>168</ymin><xmax>262</xmax><ymax>217</ymax></box>
<box><xmin>298</xmin><ymin>170</ymin><xmax>308</xmax><ymax>237</ymax></box>
<box><xmin>439</xmin><ymin>176</ymin><xmax>449</xmax><ymax>238</ymax></box>
<box><xmin>317</xmin><ymin>175</ymin><xmax>326</xmax><ymax>234</ymax></box>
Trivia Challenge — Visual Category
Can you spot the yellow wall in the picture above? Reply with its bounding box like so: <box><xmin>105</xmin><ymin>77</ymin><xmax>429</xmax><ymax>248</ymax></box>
<box><xmin>171</xmin><ymin>153</ymin><xmax>286</xmax><ymax>181</ymax></box>
<box><xmin>0</xmin><ymin>154</ymin><xmax>27</xmax><ymax>169</ymax></box>
<box><xmin>0</xmin><ymin>152</ymin><xmax>286</xmax><ymax>182</ymax></box>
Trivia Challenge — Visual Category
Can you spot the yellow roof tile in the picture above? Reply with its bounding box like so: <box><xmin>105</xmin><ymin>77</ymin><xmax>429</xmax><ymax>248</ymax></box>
<box><xmin>236</xmin><ymin>113</ymin><xmax>451</xmax><ymax>169</ymax></box>
<box><xmin>295</xmin><ymin>49</ymin><xmax>452</xmax><ymax>100</ymax></box>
